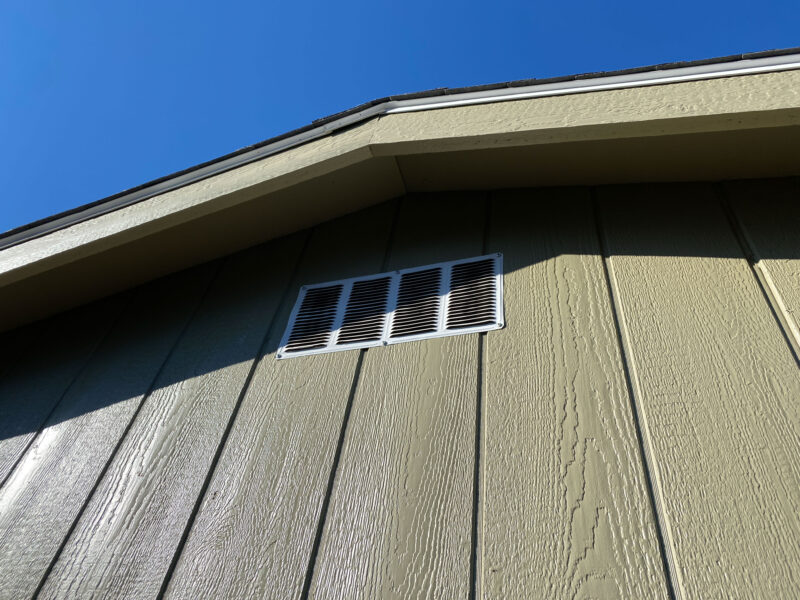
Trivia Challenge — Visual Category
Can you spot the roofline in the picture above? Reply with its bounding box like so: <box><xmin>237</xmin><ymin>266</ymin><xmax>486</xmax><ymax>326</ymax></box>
<box><xmin>3</xmin><ymin>47</ymin><xmax>800</xmax><ymax>251</ymax></box>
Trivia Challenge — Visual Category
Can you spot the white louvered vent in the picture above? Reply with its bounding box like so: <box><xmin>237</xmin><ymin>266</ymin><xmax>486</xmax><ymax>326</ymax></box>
<box><xmin>277</xmin><ymin>254</ymin><xmax>503</xmax><ymax>359</ymax></box>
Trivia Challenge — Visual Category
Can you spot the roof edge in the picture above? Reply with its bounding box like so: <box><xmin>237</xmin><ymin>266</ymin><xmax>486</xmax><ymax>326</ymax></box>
<box><xmin>3</xmin><ymin>47</ymin><xmax>800</xmax><ymax>251</ymax></box>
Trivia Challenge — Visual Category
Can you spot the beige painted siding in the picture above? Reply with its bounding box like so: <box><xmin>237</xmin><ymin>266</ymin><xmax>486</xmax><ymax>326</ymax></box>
<box><xmin>0</xmin><ymin>179</ymin><xmax>798</xmax><ymax>599</ymax></box>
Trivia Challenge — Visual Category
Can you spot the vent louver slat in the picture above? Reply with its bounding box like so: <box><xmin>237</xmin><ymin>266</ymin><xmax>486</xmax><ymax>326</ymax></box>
<box><xmin>337</xmin><ymin>277</ymin><xmax>391</xmax><ymax>344</ymax></box>
<box><xmin>284</xmin><ymin>284</ymin><xmax>343</xmax><ymax>352</ymax></box>
<box><xmin>278</xmin><ymin>254</ymin><xmax>503</xmax><ymax>359</ymax></box>
<box><xmin>389</xmin><ymin>268</ymin><xmax>442</xmax><ymax>338</ymax></box>
<box><xmin>446</xmin><ymin>258</ymin><xmax>497</xmax><ymax>329</ymax></box>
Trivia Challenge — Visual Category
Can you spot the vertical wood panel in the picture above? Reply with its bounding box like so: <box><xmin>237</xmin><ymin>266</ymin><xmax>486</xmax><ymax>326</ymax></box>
<box><xmin>726</xmin><ymin>178</ymin><xmax>800</xmax><ymax>354</ymax></box>
<box><xmin>309</xmin><ymin>194</ymin><xmax>485</xmax><ymax>599</ymax></box>
<box><xmin>600</xmin><ymin>183</ymin><xmax>800</xmax><ymax>598</ymax></box>
<box><xmin>164</xmin><ymin>202</ymin><xmax>397</xmax><ymax>600</ymax></box>
<box><xmin>0</xmin><ymin>319</ymin><xmax>47</xmax><ymax>383</ymax></box>
<box><xmin>37</xmin><ymin>235</ymin><xmax>306</xmax><ymax>599</ymax></box>
<box><xmin>0</xmin><ymin>264</ymin><xmax>217</xmax><ymax>599</ymax></box>
<box><xmin>480</xmin><ymin>188</ymin><xmax>670</xmax><ymax>599</ymax></box>
<box><xmin>0</xmin><ymin>297</ymin><xmax>127</xmax><ymax>484</ymax></box>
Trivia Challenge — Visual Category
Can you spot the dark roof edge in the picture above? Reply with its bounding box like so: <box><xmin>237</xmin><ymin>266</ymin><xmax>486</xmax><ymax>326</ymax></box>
<box><xmin>3</xmin><ymin>46</ymin><xmax>800</xmax><ymax>249</ymax></box>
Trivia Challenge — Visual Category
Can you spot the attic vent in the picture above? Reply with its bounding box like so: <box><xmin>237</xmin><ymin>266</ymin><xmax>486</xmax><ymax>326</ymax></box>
<box><xmin>277</xmin><ymin>254</ymin><xmax>503</xmax><ymax>359</ymax></box>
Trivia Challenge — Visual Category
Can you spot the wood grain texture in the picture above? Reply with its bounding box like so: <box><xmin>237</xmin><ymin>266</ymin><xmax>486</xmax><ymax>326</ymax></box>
<box><xmin>0</xmin><ymin>265</ymin><xmax>216</xmax><ymax>600</ymax></box>
<box><xmin>726</xmin><ymin>178</ymin><xmax>800</xmax><ymax>354</ymax></box>
<box><xmin>0</xmin><ymin>296</ymin><xmax>127</xmax><ymax>484</ymax></box>
<box><xmin>480</xmin><ymin>189</ymin><xmax>670</xmax><ymax>599</ymax></box>
<box><xmin>37</xmin><ymin>235</ymin><xmax>306</xmax><ymax>599</ymax></box>
<box><xmin>164</xmin><ymin>202</ymin><xmax>397</xmax><ymax>600</ymax></box>
<box><xmin>309</xmin><ymin>193</ymin><xmax>485</xmax><ymax>599</ymax></box>
<box><xmin>599</xmin><ymin>183</ymin><xmax>800</xmax><ymax>599</ymax></box>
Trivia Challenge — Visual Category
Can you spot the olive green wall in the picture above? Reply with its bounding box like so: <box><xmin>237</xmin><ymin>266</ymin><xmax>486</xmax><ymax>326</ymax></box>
<box><xmin>0</xmin><ymin>179</ymin><xmax>798</xmax><ymax>599</ymax></box>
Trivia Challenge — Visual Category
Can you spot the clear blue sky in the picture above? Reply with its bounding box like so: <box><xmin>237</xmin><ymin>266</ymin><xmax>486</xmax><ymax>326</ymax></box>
<box><xmin>1</xmin><ymin>0</ymin><xmax>797</xmax><ymax>232</ymax></box>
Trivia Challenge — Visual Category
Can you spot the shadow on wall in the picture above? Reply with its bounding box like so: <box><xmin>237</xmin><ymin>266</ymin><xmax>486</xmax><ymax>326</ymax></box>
<box><xmin>0</xmin><ymin>179</ymin><xmax>797</xmax><ymax>451</ymax></box>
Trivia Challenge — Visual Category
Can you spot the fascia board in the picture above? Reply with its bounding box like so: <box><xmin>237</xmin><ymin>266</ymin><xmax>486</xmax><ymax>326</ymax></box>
<box><xmin>369</xmin><ymin>69</ymin><xmax>800</xmax><ymax>154</ymax></box>
<box><xmin>381</xmin><ymin>51</ymin><xmax>800</xmax><ymax>114</ymax></box>
<box><xmin>0</xmin><ymin>122</ymin><xmax>379</xmax><ymax>286</ymax></box>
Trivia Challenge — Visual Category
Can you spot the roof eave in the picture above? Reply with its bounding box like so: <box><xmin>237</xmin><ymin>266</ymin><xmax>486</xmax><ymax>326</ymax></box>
<box><xmin>1</xmin><ymin>55</ymin><xmax>800</xmax><ymax>332</ymax></box>
<box><xmin>3</xmin><ymin>49</ymin><xmax>800</xmax><ymax>252</ymax></box>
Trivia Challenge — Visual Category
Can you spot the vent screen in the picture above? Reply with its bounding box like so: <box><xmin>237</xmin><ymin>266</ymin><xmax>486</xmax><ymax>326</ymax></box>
<box><xmin>446</xmin><ymin>259</ymin><xmax>497</xmax><ymax>330</ymax></box>
<box><xmin>284</xmin><ymin>285</ymin><xmax>343</xmax><ymax>352</ymax></box>
<box><xmin>338</xmin><ymin>277</ymin><xmax>391</xmax><ymax>344</ymax></box>
<box><xmin>278</xmin><ymin>254</ymin><xmax>503</xmax><ymax>359</ymax></box>
<box><xmin>390</xmin><ymin>268</ymin><xmax>442</xmax><ymax>338</ymax></box>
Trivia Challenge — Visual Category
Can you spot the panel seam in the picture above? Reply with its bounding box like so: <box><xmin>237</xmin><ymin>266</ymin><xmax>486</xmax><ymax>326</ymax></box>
<box><xmin>470</xmin><ymin>192</ymin><xmax>491</xmax><ymax>600</ymax></box>
<box><xmin>470</xmin><ymin>333</ymin><xmax>485</xmax><ymax>600</ymax></box>
<box><xmin>591</xmin><ymin>190</ymin><xmax>684</xmax><ymax>600</ymax></box>
<box><xmin>717</xmin><ymin>185</ymin><xmax>800</xmax><ymax>367</ymax></box>
<box><xmin>154</xmin><ymin>232</ymin><xmax>315</xmax><ymax>599</ymax></box>
<box><xmin>31</xmin><ymin>258</ymin><xmax>227</xmax><ymax>599</ymax></box>
<box><xmin>0</xmin><ymin>290</ymin><xmax>135</xmax><ymax>493</ymax></box>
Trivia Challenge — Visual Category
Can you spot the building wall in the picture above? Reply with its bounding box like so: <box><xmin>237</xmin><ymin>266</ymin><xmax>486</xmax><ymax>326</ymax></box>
<box><xmin>0</xmin><ymin>178</ymin><xmax>798</xmax><ymax>599</ymax></box>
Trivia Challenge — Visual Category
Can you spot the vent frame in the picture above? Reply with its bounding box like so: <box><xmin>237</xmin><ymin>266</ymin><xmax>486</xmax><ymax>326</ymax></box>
<box><xmin>277</xmin><ymin>253</ymin><xmax>503</xmax><ymax>359</ymax></box>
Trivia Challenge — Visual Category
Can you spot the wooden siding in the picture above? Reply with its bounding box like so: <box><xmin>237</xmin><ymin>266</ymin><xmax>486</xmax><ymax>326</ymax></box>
<box><xmin>309</xmin><ymin>194</ymin><xmax>485</xmax><ymax>599</ymax></box>
<box><xmin>165</xmin><ymin>202</ymin><xmax>397</xmax><ymax>600</ymax></box>
<box><xmin>0</xmin><ymin>178</ymin><xmax>798</xmax><ymax>599</ymax></box>
<box><xmin>599</xmin><ymin>183</ymin><xmax>800</xmax><ymax>598</ymax></box>
<box><xmin>482</xmin><ymin>189</ymin><xmax>669</xmax><ymax>598</ymax></box>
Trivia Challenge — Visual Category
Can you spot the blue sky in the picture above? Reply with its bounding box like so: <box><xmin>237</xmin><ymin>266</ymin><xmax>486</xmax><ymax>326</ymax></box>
<box><xmin>1</xmin><ymin>0</ymin><xmax>798</xmax><ymax>232</ymax></box>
